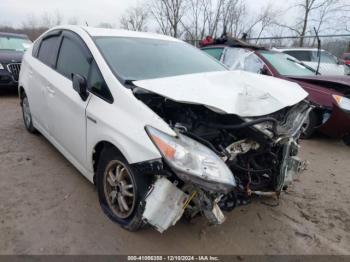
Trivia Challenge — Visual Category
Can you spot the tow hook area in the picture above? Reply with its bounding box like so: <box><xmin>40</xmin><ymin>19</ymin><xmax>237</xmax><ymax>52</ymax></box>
<box><xmin>284</xmin><ymin>156</ymin><xmax>308</xmax><ymax>186</ymax></box>
<box><xmin>142</xmin><ymin>177</ymin><xmax>188</xmax><ymax>233</ymax></box>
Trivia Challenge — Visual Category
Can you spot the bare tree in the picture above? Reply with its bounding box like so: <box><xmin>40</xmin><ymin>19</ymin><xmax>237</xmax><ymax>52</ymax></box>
<box><xmin>149</xmin><ymin>0</ymin><xmax>187</xmax><ymax>37</ymax></box>
<box><xmin>98</xmin><ymin>22</ymin><xmax>114</xmax><ymax>28</ymax></box>
<box><xmin>120</xmin><ymin>6</ymin><xmax>148</xmax><ymax>31</ymax></box>
<box><xmin>276</xmin><ymin>0</ymin><xmax>340</xmax><ymax>46</ymax></box>
<box><xmin>40</xmin><ymin>11</ymin><xmax>63</xmax><ymax>28</ymax></box>
<box><xmin>67</xmin><ymin>17</ymin><xmax>79</xmax><ymax>25</ymax></box>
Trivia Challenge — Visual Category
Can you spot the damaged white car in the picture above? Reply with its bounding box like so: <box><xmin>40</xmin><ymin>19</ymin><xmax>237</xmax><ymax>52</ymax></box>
<box><xmin>19</xmin><ymin>26</ymin><xmax>311</xmax><ymax>233</ymax></box>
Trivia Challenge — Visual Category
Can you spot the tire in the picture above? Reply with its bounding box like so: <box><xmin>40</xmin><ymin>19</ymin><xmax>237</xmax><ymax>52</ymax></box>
<box><xmin>96</xmin><ymin>146</ymin><xmax>152</xmax><ymax>231</ymax></box>
<box><xmin>343</xmin><ymin>135</ymin><xmax>350</xmax><ymax>147</ymax></box>
<box><xmin>21</xmin><ymin>93</ymin><xmax>37</xmax><ymax>134</ymax></box>
<box><xmin>301</xmin><ymin>110</ymin><xmax>320</xmax><ymax>139</ymax></box>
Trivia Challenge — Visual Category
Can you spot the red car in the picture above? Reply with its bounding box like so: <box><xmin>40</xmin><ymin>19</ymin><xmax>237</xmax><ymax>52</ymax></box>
<box><xmin>201</xmin><ymin>39</ymin><xmax>350</xmax><ymax>146</ymax></box>
<box><xmin>341</xmin><ymin>52</ymin><xmax>350</xmax><ymax>66</ymax></box>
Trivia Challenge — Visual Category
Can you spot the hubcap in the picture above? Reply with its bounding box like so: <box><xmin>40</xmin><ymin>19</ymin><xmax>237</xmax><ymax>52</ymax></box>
<box><xmin>103</xmin><ymin>160</ymin><xmax>136</xmax><ymax>219</ymax></box>
<box><xmin>23</xmin><ymin>97</ymin><xmax>32</xmax><ymax>128</ymax></box>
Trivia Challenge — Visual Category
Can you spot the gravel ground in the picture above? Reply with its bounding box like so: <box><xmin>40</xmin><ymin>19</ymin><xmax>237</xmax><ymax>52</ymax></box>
<box><xmin>1</xmin><ymin>91</ymin><xmax>350</xmax><ymax>255</ymax></box>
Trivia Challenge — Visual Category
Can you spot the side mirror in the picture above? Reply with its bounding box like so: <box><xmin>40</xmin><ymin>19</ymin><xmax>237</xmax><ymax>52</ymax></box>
<box><xmin>72</xmin><ymin>74</ymin><xmax>89</xmax><ymax>101</ymax></box>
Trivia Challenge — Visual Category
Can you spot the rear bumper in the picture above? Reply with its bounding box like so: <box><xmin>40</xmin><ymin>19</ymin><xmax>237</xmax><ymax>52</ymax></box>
<box><xmin>318</xmin><ymin>104</ymin><xmax>350</xmax><ymax>138</ymax></box>
<box><xmin>0</xmin><ymin>69</ymin><xmax>17</xmax><ymax>88</ymax></box>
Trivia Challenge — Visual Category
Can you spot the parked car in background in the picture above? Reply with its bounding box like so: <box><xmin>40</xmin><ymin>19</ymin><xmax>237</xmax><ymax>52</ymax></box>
<box><xmin>276</xmin><ymin>48</ymin><xmax>350</xmax><ymax>76</ymax></box>
<box><xmin>0</xmin><ymin>32</ymin><xmax>31</xmax><ymax>89</ymax></box>
<box><xmin>19</xmin><ymin>26</ymin><xmax>310</xmax><ymax>232</ymax></box>
<box><xmin>201</xmin><ymin>39</ymin><xmax>350</xmax><ymax>146</ymax></box>
<box><xmin>340</xmin><ymin>52</ymin><xmax>350</xmax><ymax>66</ymax></box>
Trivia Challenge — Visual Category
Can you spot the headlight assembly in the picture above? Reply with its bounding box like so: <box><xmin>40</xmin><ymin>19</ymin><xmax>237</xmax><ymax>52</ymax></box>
<box><xmin>146</xmin><ymin>126</ymin><xmax>236</xmax><ymax>193</ymax></box>
<box><xmin>0</xmin><ymin>63</ymin><xmax>4</xmax><ymax>70</ymax></box>
<box><xmin>333</xmin><ymin>95</ymin><xmax>350</xmax><ymax>112</ymax></box>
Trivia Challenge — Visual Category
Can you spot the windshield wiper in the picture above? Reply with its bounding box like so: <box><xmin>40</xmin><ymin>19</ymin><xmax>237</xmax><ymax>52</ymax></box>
<box><xmin>286</xmin><ymin>57</ymin><xmax>319</xmax><ymax>75</ymax></box>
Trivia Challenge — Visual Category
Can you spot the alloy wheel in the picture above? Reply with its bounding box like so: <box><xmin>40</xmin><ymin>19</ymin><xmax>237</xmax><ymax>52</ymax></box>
<box><xmin>103</xmin><ymin>160</ymin><xmax>136</xmax><ymax>219</ymax></box>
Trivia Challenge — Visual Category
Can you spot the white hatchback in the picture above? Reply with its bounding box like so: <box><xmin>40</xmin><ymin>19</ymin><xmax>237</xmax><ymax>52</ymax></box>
<box><xmin>19</xmin><ymin>26</ymin><xmax>310</xmax><ymax>232</ymax></box>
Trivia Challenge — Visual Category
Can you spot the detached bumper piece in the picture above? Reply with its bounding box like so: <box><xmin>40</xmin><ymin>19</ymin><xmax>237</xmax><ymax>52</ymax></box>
<box><xmin>142</xmin><ymin>177</ymin><xmax>188</xmax><ymax>233</ymax></box>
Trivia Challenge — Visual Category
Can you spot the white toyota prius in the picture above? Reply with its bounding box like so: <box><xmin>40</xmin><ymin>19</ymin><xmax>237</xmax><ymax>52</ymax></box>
<box><xmin>19</xmin><ymin>26</ymin><xmax>310</xmax><ymax>233</ymax></box>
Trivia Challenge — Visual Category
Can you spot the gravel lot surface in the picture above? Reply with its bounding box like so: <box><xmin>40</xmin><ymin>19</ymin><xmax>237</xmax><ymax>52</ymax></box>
<box><xmin>1</xmin><ymin>91</ymin><xmax>350</xmax><ymax>255</ymax></box>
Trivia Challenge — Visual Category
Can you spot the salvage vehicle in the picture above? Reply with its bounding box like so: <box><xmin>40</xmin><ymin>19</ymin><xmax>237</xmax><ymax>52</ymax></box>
<box><xmin>201</xmin><ymin>38</ymin><xmax>350</xmax><ymax>145</ymax></box>
<box><xmin>276</xmin><ymin>48</ymin><xmax>350</xmax><ymax>76</ymax></box>
<box><xmin>0</xmin><ymin>32</ymin><xmax>31</xmax><ymax>89</ymax></box>
<box><xmin>19</xmin><ymin>26</ymin><xmax>310</xmax><ymax>233</ymax></box>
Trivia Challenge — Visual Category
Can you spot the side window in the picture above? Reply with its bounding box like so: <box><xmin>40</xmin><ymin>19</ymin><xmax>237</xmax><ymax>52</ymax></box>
<box><xmin>203</xmin><ymin>48</ymin><xmax>224</xmax><ymax>60</ymax></box>
<box><xmin>319</xmin><ymin>52</ymin><xmax>337</xmax><ymax>64</ymax></box>
<box><xmin>56</xmin><ymin>37</ymin><xmax>90</xmax><ymax>79</ymax></box>
<box><xmin>88</xmin><ymin>61</ymin><xmax>113</xmax><ymax>102</ymax></box>
<box><xmin>284</xmin><ymin>51</ymin><xmax>311</xmax><ymax>62</ymax></box>
<box><xmin>37</xmin><ymin>36</ymin><xmax>60</xmax><ymax>67</ymax></box>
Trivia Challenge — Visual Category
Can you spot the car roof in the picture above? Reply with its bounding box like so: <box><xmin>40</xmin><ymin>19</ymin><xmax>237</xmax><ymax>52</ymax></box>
<box><xmin>276</xmin><ymin>48</ymin><xmax>325</xmax><ymax>52</ymax></box>
<box><xmin>49</xmin><ymin>25</ymin><xmax>181</xmax><ymax>43</ymax></box>
<box><xmin>0</xmin><ymin>32</ymin><xmax>29</xmax><ymax>39</ymax></box>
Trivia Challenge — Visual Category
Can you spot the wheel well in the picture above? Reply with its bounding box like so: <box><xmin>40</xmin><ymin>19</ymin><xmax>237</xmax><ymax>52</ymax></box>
<box><xmin>92</xmin><ymin>141</ymin><xmax>124</xmax><ymax>184</ymax></box>
<box><xmin>19</xmin><ymin>86</ymin><xmax>25</xmax><ymax>103</ymax></box>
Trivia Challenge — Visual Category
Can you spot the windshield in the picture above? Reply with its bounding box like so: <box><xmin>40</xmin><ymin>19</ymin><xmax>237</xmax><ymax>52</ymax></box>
<box><xmin>94</xmin><ymin>37</ymin><xmax>226</xmax><ymax>81</ymax></box>
<box><xmin>260</xmin><ymin>51</ymin><xmax>316</xmax><ymax>76</ymax></box>
<box><xmin>0</xmin><ymin>36</ymin><xmax>32</xmax><ymax>51</ymax></box>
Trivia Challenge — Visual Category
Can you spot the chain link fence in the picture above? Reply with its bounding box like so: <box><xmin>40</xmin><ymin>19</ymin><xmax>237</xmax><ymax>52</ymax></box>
<box><xmin>246</xmin><ymin>34</ymin><xmax>350</xmax><ymax>57</ymax></box>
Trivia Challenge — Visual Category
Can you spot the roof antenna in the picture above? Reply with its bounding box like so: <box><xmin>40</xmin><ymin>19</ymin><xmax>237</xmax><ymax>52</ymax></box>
<box><xmin>314</xmin><ymin>27</ymin><xmax>321</xmax><ymax>75</ymax></box>
<box><xmin>85</xmin><ymin>21</ymin><xmax>89</xmax><ymax>27</ymax></box>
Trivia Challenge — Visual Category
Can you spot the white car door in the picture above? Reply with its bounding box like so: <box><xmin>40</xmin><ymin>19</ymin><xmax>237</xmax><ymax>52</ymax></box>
<box><xmin>46</xmin><ymin>32</ymin><xmax>92</xmax><ymax>170</ymax></box>
<box><xmin>27</xmin><ymin>32</ymin><xmax>61</xmax><ymax>134</ymax></box>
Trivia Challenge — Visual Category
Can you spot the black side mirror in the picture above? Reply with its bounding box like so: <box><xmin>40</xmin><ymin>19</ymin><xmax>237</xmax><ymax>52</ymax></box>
<box><xmin>72</xmin><ymin>74</ymin><xmax>89</xmax><ymax>101</ymax></box>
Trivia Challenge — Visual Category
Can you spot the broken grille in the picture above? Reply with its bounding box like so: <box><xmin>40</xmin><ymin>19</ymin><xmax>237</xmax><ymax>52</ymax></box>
<box><xmin>7</xmin><ymin>63</ymin><xmax>21</xmax><ymax>82</ymax></box>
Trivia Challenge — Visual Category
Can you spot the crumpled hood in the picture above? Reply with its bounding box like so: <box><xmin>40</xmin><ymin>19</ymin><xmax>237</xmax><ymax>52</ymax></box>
<box><xmin>134</xmin><ymin>71</ymin><xmax>308</xmax><ymax>117</ymax></box>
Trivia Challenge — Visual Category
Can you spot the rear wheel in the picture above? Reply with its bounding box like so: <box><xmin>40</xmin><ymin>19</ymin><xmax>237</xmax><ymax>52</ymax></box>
<box><xmin>21</xmin><ymin>94</ymin><xmax>37</xmax><ymax>134</ymax></box>
<box><xmin>96</xmin><ymin>147</ymin><xmax>152</xmax><ymax>231</ymax></box>
<box><xmin>301</xmin><ymin>110</ymin><xmax>320</xmax><ymax>139</ymax></box>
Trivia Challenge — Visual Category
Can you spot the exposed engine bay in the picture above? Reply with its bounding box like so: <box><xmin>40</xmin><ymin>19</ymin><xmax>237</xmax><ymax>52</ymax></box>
<box><xmin>133</xmin><ymin>89</ymin><xmax>311</xmax><ymax>233</ymax></box>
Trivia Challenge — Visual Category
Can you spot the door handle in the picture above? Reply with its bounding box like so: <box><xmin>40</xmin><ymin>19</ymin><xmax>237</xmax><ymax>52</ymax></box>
<box><xmin>87</xmin><ymin>115</ymin><xmax>97</xmax><ymax>124</ymax></box>
<box><xmin>47</xmin><ymin>85</ymin><xmax>55</xmax><ymax>95</ymax></box>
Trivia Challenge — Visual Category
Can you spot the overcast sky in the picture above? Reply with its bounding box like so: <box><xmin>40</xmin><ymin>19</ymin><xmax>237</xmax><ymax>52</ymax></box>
<box><xmin>0</xmin><ymin>0</ymin><xmax>289</xmax><ymax>28</ymax></box>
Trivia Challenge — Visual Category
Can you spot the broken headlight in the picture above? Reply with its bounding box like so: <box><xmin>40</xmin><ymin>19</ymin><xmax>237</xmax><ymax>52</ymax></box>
<box><xmin>146</xmin><ymin>126</ymin><xmax>236</xmax><ymax>193</ymax></box>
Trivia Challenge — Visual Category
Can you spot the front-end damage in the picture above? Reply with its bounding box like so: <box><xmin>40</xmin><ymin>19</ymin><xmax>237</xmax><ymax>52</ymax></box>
<box><xmin>129</xmin><ymin>92</ymin><xmax>311</xmax><ymax>232</ymax></box>
<box><xmin>128</xmin><ymin>72</ymin><xmax>311</xmax><ymax>233</ymax></box>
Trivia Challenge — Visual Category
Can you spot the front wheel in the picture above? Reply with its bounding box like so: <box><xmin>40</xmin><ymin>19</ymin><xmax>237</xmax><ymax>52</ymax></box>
<box><xmin>96</xmin><ymin>147</ymin><xmax>152</xmax><ymax>231</ymax></box>
<box><xmin>343</xmin><ymin>135</ymin><xmax>350</xmax><ymax>147</ymax></box>
<box><xmin>301</xmin><ymin>110</ymin><xmax>320</xmax><ymax>139</ymax></box>
<box><xmin>21</xmin><ymin>94</ymin><xmax>37</xmax><ymax>134</ymax></box>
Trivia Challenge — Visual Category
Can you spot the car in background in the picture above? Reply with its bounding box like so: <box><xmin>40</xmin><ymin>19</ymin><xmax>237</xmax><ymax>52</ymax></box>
<box><xmin>340</xmin><ymin>52</ymin><xmax>350</xmax><ymax>66</ymax></box>
<box><xmin>276</xmin><ymin>48</ymin><xmax>350</xmax><ymax>76</ymax></box>
<box><xmin>0</xmin><ymin>32</ymin><xmax>32</xmax><ymax>89</ymax></box>
<box><xmin>201</xmin><ymin>39</ymin><xmax>350</xmax><ymax>146</ymax></box>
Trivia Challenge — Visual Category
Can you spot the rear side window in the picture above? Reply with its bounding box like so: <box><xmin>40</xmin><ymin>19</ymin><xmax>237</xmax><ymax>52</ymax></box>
<box><xmin>37</xmin><ymin>36</ymin><xmax>60</xmax><ymax>67</ymax></box>
<box><xmin>56</xmin><ymin>37</ymin><xmax>90</xmax><ymax>79</ymax></box>
<box><xmin>283</xmin><ymin>51</ymin><xmax>312</xmax><ymax>62</ymax></box>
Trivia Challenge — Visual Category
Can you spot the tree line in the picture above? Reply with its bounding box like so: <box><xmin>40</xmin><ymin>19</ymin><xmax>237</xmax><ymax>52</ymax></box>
<box><xmin>1</xmin><ymin>0</ymin><xmax>349</xmax><ymax>48</ymax></box>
